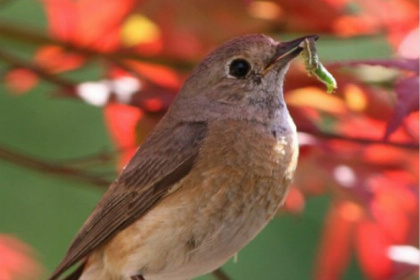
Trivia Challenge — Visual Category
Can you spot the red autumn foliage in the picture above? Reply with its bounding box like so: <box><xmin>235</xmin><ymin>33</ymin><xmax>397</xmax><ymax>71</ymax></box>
<box><xmin>104</xmin><ymin>103</ymin><xmax>142</xmax><ymax>168</ymax></box>
<box><xmin>44</xmin><ymin>0</ymin><xmax>136</xmax><ymax>52</ymax></box>
<box><xmin>0</xmin><ymin>235</ymin><xmax>42</xmax><ymax>280</ymax></box>
<box><xmin>1</xmin><ymin>0</ymin><xmax>418</xmax><ymax>280</ymax></box>
<box><xmin>315</xmin><ymin>200</ymin><xmax>360</xmax><ymax>280</ymax></box>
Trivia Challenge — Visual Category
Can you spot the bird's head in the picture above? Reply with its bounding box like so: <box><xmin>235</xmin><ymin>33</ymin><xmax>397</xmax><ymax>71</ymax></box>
<box><xmin>170</xmin><ymin>34</ymin><xmax>318</xmax><ymax>122</ymax></box>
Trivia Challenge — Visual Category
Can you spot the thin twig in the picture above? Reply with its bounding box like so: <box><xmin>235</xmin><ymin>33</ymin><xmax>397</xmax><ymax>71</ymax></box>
<box><xmin>299</xmin><ymin>127</ymin><xmax>419</xmax><ymax>150</ymax></box>
<box><xmin>212</xmin><ymin>268</ymin><xmax>233</xmax><ymax>280</ymax></box>
<box><xmin>56</xmin><ymin>150</ymin><xmax>116</xmax><ymax>167</ymax></box>
<box><xmin>0</xmin><ymin>146</ymin><xmax>112</xmax><ymax>187</ymax></box>
<box><xmin>0</xmin><ymin>47</ymin><xmax>75</xmax><ymax>90</ymax></box>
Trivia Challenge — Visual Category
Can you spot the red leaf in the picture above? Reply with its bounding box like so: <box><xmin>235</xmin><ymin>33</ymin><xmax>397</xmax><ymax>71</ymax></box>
<box><xmin>275</xmin><ymin>0</ymin><xmax>343</xmax><ymax>33</ymax></box>
<box><xmin>355</xmin><ymin>221</ymin><xmax>393</xmax><ymax>280</ymax></box>
<box><xmin>104</xmin><ymin>103</ymin><xmax>142</xmax><ymax>169</ymax></box>
<box><xmin>385</xmin><ymin>76</ymin><xmax>419</xmax><ymax>139</ymax></box>
<box><xmin>369</xmin><ymin>172</ymin><xmax>418</xmax><ymax>243</ymax></box>
<box><xmin>142</xmin><ymin>98</ymin><xmax>164</xmax><ymax>112</ymax></box>
<box><xmin>43</xmin><ymin>0</ymin><xmax>137</xmax><ymax>52</ymax></box>
<box><xmin>0</xmin><ymin>234</ymin><xmax>42</xmax><ymax>280</ymax></box>
<box><xmin>4</xmin><ymin>69</ymin><xmax>39</xmax><ymax>94</ymax></box>
<box><xmin>125</xmin><ymin>61</ymin><xmax>181</xmax><ymax>89</ymax></box>
<box><xmin>333</xmin><ymin>14</ymin><xmax>380</xmax><ymax>37</ymax></box>
<box><xmin>43</xmin><ymin>0</ymin><xmax>76</xmax><ymax>42</ymax></box>
<box><xmin>281</xmin><ymin>187</ymin><xmax>305</xmax><ymax>214</ymax></box>
<box><xmin>315</xmin><ymin>201</ymin><xmax>363</xmax><ymax>280</ymax></box>
<box><xmin>332</xmin><ymin>0</ymin><xmax>419</xmax><ymax>46</ymax></box>
<box><xmin>34</xmin><ymin>46</ymin><xmax>85</xmax><ymax>73</ymax></box>
<box><xmin>379</xmin><ymin>0</ymin><xmax>419</xmax><ymax>48</ymax></box>
<box><xmin>138</xmin><ymin>0</ymin><xmax>268</xmax><ymax>59</ymax></box>
<box><xmin>363</xmin><ymin>145</ymin><xmax>416</xmax><ymax>168</ymax></box>
<box><xmin>338</xmin><ymin>115</ymin><xmax>387</xmax><ymax>139</ymax></box>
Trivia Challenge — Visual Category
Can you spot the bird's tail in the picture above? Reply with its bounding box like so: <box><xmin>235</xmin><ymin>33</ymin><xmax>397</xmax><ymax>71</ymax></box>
<box><xmin>60</xmin><ymin>262</ymin><xmax>86</xmax><ymax>280</ymax></box>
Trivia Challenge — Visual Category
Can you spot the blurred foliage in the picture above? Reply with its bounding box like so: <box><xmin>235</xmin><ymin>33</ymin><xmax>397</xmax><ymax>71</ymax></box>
<box><xmin>0</xmin><ymin>1</ymin><xmax>418</xmax><ymax>280</ymax></box>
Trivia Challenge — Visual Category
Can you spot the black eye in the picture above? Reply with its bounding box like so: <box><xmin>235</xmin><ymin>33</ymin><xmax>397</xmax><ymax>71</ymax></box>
<box><xmin>229</xmin><ymin>59</ymin><xmax>251</xmax><ymax>78</ymax></box>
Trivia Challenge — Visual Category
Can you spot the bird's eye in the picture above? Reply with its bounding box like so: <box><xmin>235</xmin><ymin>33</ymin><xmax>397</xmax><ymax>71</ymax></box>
<box><xmin>229</xmin><ymin>59</ymin><xmax>251</xmax><ymax>78</ymax></box>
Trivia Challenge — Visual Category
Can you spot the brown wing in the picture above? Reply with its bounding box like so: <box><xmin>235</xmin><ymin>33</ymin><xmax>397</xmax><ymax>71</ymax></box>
<box><xmin>48</xmin><ymin>121</ymin><xmax>208</xmax><ymax>280</ymax></box>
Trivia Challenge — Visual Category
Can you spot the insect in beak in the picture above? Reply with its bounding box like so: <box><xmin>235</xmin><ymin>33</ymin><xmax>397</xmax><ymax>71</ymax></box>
<box><xmin>264</xmin><ymin>35</ymin><xmax>319</xmax><ymax>74</ymax></box>
<box><xmin>300</xmin><ymin>37</ymin><xmax>337</xmax><ymax>94</ymax></box>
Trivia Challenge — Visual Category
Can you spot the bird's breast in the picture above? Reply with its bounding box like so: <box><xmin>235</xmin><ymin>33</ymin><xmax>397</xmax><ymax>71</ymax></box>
<box><xmin>180</xmin><ymin>118</ymin><xmax>299</xmax><ymax>262</ymax></box>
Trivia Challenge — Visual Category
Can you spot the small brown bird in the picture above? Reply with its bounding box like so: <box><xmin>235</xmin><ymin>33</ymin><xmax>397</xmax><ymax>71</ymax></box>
<box><xmin>49</xmin><ymin>34</ymin><xmax>314</xmax><ymax>280</ymax></box>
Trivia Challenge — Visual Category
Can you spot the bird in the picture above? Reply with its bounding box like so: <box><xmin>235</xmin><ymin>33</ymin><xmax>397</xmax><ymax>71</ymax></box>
<box><xmin>48</xmin><ymin>33</ymin><xmax>315</xmax><ymax>280</ymax></box>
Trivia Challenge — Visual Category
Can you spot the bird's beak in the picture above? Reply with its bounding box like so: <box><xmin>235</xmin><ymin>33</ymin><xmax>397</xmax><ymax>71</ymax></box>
<box><xmin>264</xmin><ymin>35</ymin><xmax>319</xmax><ymax>72</ymax></box>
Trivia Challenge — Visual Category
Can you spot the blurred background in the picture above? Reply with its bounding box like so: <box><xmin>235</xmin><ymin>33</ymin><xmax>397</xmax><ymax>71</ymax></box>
<box><xmin>0</xmin><ymin>0</ymin><xmax>418</xmax><ymax>280</ymax></box>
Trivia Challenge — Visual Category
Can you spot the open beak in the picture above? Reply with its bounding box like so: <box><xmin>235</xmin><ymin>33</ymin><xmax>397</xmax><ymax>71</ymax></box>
<box><xmin>264</xmin><ymin>35</ymin><xmax>319</xmax><ymax>72</ymax></box>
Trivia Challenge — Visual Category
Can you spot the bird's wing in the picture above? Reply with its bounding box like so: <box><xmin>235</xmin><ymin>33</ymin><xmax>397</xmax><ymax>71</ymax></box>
<box><xmin>49</xmin><ymin>121</ymin><xmax>208</xmax><ymax>280</ymax></box>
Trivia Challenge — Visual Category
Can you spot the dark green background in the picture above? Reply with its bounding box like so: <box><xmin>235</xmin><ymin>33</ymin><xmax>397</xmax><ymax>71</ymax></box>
<box><xmin>0</xmin><ymin>1</ymin><xmax>392</xmax><ymax>279</ymax></box>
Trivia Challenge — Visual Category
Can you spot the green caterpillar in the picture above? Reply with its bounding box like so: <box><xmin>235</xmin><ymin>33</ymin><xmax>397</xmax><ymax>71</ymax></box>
<box><xmin>301</xmin><ymin>38</ymin><xmax>337</xmax><ymax>94</ymax></box>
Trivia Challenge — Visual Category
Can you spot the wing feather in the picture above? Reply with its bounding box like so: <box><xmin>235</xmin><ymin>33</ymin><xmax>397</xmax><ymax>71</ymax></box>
<box><xmin>48</xmin><ymin>121</ymin><xmax>207</xmax><ymax>280</ymax></box>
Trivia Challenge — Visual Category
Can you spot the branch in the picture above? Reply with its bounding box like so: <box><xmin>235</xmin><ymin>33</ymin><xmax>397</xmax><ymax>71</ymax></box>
<box><xmin>0</xmin><ymin>47</ymin><xmax>76</xmax><ymax>90</ymax></box>
<box><xmin>0</xmin><ymin>20</ymin><xmax>193</xmax><ymax>71</ymax></box>
<box><xmin>299</xmin><ymin>127</ymin><xmax>419</xmax><ymax>150</ymax></box>
<box><xmin>57</xmin><ymin>149</ymin><xmax>116</xmax><ymax>167</ymax></box>
<box><xmin>0</xmin><ymin>145</ymin><xmax>112</xmax><ymax>187</ymax></box>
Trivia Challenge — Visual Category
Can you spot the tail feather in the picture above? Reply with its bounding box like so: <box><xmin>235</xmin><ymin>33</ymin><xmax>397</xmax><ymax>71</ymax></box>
<box><xmin>51</xmin><ymin>262</ymin><xmax>86</xmax><ymax>280</ymax></box>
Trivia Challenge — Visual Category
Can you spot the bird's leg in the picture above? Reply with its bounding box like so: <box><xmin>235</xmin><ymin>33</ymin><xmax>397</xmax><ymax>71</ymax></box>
<box><xmin>130</xmin><ymin>275</ymin><xmax>145</xmax><ymax>280</ymax></box>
